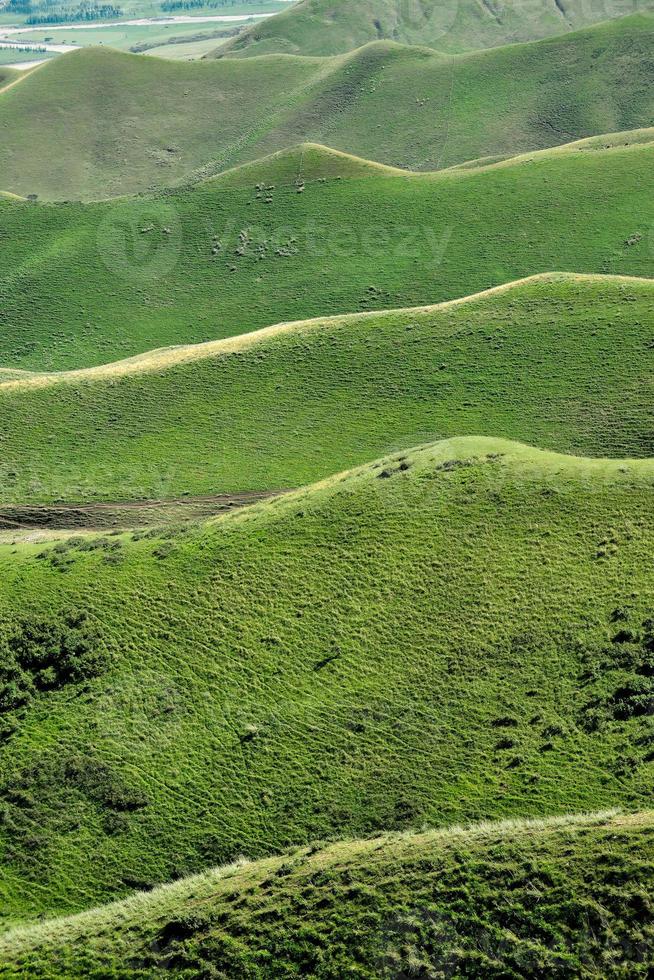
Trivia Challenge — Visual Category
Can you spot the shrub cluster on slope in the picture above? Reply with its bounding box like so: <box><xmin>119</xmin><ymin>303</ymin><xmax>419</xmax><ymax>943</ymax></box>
<box><xmin>0</xmin><ymin>609</ymin><xmax>106</xmax><ymax>720</ymax></box>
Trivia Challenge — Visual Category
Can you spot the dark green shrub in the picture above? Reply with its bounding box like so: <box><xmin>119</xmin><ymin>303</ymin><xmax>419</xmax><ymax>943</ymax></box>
<box><xmin>0</xmin><ymin>609</ymin><xmax>108</xmax><ymax>715</ymax></box>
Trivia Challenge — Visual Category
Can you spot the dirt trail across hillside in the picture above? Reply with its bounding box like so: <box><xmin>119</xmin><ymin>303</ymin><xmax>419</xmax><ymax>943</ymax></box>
<box><xmin>0</xmin><ymin>489</ymin><xmax>287</xmax><ymax>534</ymax></box>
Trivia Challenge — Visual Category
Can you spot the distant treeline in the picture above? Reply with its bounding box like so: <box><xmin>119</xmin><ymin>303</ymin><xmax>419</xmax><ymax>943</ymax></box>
<box><xmin>130</xmin><ymin>24</ymin><xmax>238</xmax><ymax>50</ymax></box>
<box><xmin>160</xmin><ymin>0</ymin><xmax>262</xmax><ymax>11</ymax></box>
<box><xmin>0</xmin><ymin>42</ymin><xmax>47</xmax><ymax>50</ymax></box>
<box><xmin>5</xmin><ymin>0</ymin><xmax>33</xmax><ymax>13</ymax></box>
<box><xmin>25</xmin><ymin>2</ymin><xmax>122</xmax><ymax>21</ymax></box>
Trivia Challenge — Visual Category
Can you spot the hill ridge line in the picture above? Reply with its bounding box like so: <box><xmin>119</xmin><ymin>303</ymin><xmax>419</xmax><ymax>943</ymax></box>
<box><xmin>0</xmin><ymin>807</ymin><xmax>640</xmax><ymax>946</ymax></box>
<box><xmin>210</xmin><ymin>0</ymin><xmax>654</xmax><ymax>57</ymax></box>
<box><xmin>3</xmin><ymin>271</ymin><xmax>651</xmax><ymax>389</ymax></box>
<box><xmin>192</xmin><ymin>127</ymin><xmax>654</xmax><ymax>192</ymax></box>
<box><xmin>258</xmin><ymin>436</ymin><xmax>654</xmax><ymax>515</ymax></box>
<box><xmin>1</xmin><ymin>123</ymin><xmax>652</xmax><ymax>203</ymax></box>
<box><xmin>1</xmin><ymin>49</ymin><xmax>653</xmax><ymax>201</ymax></box>
<box><xmin>7</xmin><ymin>10</ymin><xmax>650</xmax><ymax>74</ymax></box>
<box><xmin>0</xmin><ymin>435</ymin><xmax>652</xmax><ymax>535</ymax></box>
<box><xmin>206</xmin><ymin>140</ymin><xmax>411</xmax><ymax>183</ymax></box>
<box><xmin>202</xmin><ymin>9</ymin><xmax>654</xmax><ymax>63</ymax></box>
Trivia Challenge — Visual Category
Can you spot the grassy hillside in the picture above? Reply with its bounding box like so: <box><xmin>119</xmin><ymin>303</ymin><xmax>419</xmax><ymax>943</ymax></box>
<box><xmin>1</xmin><ymin>810</ymin><xmax>653</xmax><ymax>977</ymax></box>
<box><xmin>210</xmin><ymin>18</ymin><xmax>654</xmax><ymax>178</ymax></box>
<box><xmin>0</xmin><ymin>438</ymin><xmax>653</xmax><ymax>920</ymax></box>
<box><xmin>0</xmin><ymin>133</ymin><xmax>653</xmax><ymax>372</ymax></box>
<box><xmin>212</xmin><ymin>0</ymin><xmax>654</xmax><ymax>57</ymax></box>
<box><xmin>0</xmin><ymin>66</ymin><xmax>18</xmax><ymax>90</ymax></box>
<box><xmin>0</xmin><ymin>273</ymin><xmax>652</xmax><ymax>503</ymax></box>
<box><xmin>3</xmin><ymin>0</ymin><xmax>654</xmax><ymax>971</ymax></box>
<box><xmin>0</xmin><ymin>15</ymin><xmax>653</xmax><ymax>199</ymax></box>
<box><xmin>214</xmin><ymin>140</ymin><xmax>407</xmax><ymax>185</ymax></box>
<box><xmin>0</xmin><ymin>47</ymin><xmax>321</xmax><ymax>200</ymax></box>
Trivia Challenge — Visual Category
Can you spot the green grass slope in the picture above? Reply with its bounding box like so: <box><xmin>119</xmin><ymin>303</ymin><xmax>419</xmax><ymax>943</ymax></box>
<box><xmin>212</xmin><ymin>0</ymin><xmax>654</xmax><ymax>57</ymax></box>
<box><xmin>213</xmin><ymin>140</ymin><xmax>408</xmax><ymax>185</ymax></box>
<box><xmin>0</xmin><ymin>439</ymin><xmax>653</xmax><ymax>920</ymax></box>
<box><xmin>0</xmin><ymin>273</ymin><xmax>652</xmax><ymax>503</ymax></box>
<box><xmin>1</xmin><ymin>15</ymin><xmax>654</xmax><ymax>198</ymax></box>
<box><xmin>0</xmin><ymin>47</ymin><xmax>321</xmax><ymax>201</ymax></box>
<box><xmin>0</xmin><ymin>133</ymin><xmax>653</xmax><ymax>372</ymax></box>
<box><xmin>239</xmin><ymin>16</ymin><xmax>654</xmax><ymax>176</ymax></box>
<box><xmin>0</xmin><ymin>67</ymin><xmax>19</xmax><ymax>91</ymax></box>
<box><xmin>1</xmin><ymin>810</ymin><xmax>652</xmax><ymax>977</ymax></box>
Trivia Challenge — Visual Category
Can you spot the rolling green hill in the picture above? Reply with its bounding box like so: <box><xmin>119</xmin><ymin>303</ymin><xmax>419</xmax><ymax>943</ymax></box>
<box><xmin>0</xmin><ymin>273</ymin><xmax>652</xmax><ymax>503</ymax></box>
<box><xmin>1</xmin><ymin>810</ymin><xmax>652</xmax><ymax>977</ymax></box>
<box><xmin>0</xmin><ymin>134</ymin><xmax>653</xmax><ymax>373</ymax></box>
<box><xmin>0</xmin><ymin>46</ymin><xmax>321</xmax><ymax>201</ymax></box>
<box><xmin>212</xmin><ymin>0</ymin><xmax>654</xmax><ymax>57</ymax></box>
<box><xmin>0</xmin><ymin>14</ymin><xmax>653</xmax><ymax>199</ymax></box>
<box><xmin>2</xmin><ymin>0</ymin><xmax>654</xmax><ymax>967</ymax></box>
<box><xmin>0</xmin><ymin>438</ymin><xmax>653</xmax><ymax>921</ymax></box>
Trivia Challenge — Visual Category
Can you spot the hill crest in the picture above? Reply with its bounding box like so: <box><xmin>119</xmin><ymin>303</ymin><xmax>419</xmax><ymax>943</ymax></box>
<box><xmin>0</xmin><ymin>273</ymin><xmax>651</xmax><ymax>505</ymax></box>
<box><xmin>211</xmin><ymin>0</ymin><xmax>654</xmax><ymax>57</ymax></box>
<box><xmin>208</xmin><ymin>140</ymin><xmax>409</xmax><ymax>188</ymax></box>
<box><xmin>0</xmin><ymin>13</ymin><xmax>653</xmax><ymax>199</ymax></box>
<box><xmin>2</xmin><ymin>271</ymin><xmax>651</xmax><ymax>389</ymax></box>
<box><xmin>0</xmin><ymin>439</ymin><xmax>652</xmax><ymax>922</ymax></box>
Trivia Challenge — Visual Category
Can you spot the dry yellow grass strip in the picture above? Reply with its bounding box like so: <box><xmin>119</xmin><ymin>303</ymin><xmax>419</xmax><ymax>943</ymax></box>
<box><xmin>0</xmin><ymin>65</ymin><xmax>39</xmax><ymax>98</ymax></box>
<box><xmin>0</xmin><ymin>807</ymin><xmax>634</xmax><ymax>952</ymax></box>
<box><xmin>439</xmin><ymin>126</ymin><xmax>654</xmax><ymax>176</ymax></box>
<box><xmin>3</xmin><ymin>271</ymin><xmax>652</xmax><ymax>390</ymax></box>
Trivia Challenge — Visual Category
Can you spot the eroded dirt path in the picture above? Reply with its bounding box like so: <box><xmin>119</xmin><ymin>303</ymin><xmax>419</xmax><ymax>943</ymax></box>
<box><xmin>0</xmin><ymin>489</ymin><xmax>288</xmax><ymax>535</ymax></box>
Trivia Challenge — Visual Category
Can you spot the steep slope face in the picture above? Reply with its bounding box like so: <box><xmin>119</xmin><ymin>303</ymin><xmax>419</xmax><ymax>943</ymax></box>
<box><xmin>1</xmin><ymin>811</ymin><xmax>653</xmax><ymax>977</ymax></box>
<box><xmin>213</xmin><ymin>0</ymin><xmax>654</xmax><ymax>57</ymax></box>
<box><xmin>237</xmin><ymin>18</ymin><xmax>654</xmax><ymax>175</ymax></box>
<box><xmin>0</xmin><ymin>274</ymin><xmax>652</xmax><ymax>503</ymax></box>
<box><xmin>0</xmin><ymin>440</ymin><xmax>652</xmax><ymax>921</ymax></box>
<box><xmin>0</xmin><ymin>135</ymin><xmax>652</xmax><ymax>372</ymax></box>
<box><xmin>0</xmin><ymin>15</ymin><xmax>653</xmax><ymax>199</ymax></box>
